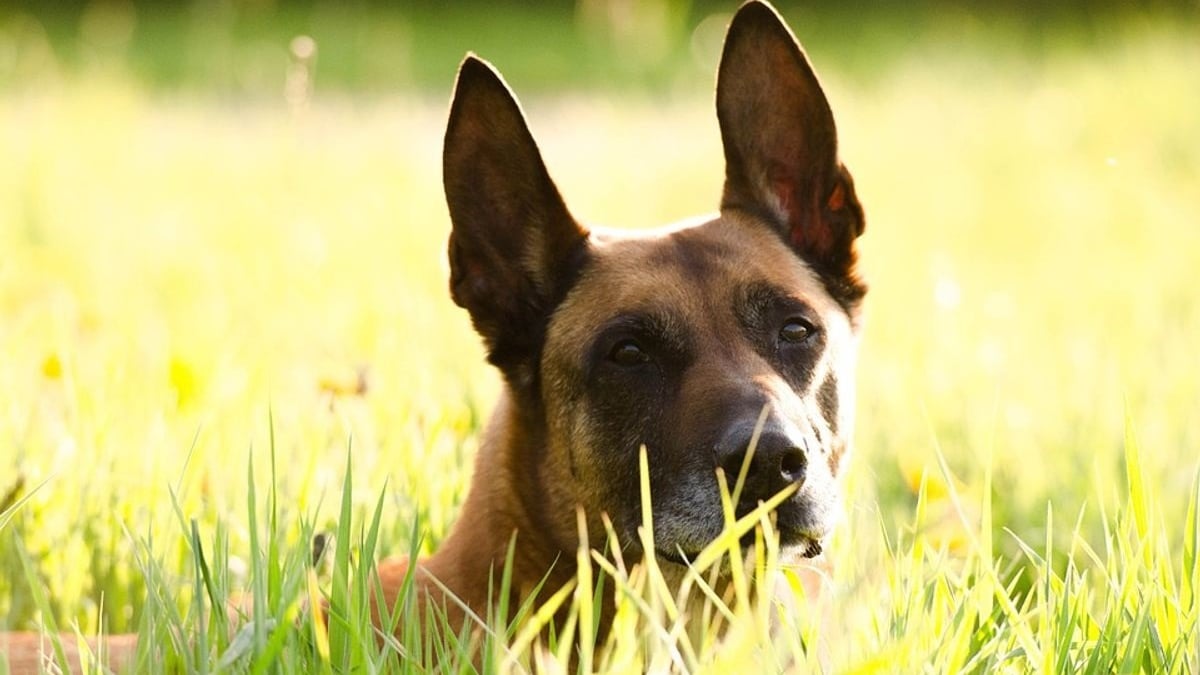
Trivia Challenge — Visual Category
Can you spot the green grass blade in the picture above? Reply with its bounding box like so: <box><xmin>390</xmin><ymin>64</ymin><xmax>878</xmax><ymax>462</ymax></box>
<box><xmin>329</xmin><ymin>446</ymin><xmax>355</xmax><ymax>669</ymax></box>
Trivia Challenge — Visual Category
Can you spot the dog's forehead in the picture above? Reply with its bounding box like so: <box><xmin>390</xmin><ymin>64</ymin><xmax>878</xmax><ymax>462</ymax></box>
<box><xmin>552</xmin><ymin>214</ymin><xmax>850</xmax><ymax>342</ymax></box>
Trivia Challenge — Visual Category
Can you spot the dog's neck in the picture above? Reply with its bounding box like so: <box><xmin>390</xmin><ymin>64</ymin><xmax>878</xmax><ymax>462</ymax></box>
<box><xmin>418</xmin><ymin>387</ymin><xmax>581</xmax><ymax>623</ymax></box>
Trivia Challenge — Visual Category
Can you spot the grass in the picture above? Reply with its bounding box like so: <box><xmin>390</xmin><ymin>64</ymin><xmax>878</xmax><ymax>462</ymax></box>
<box><xmin>2</xmin><ymin>5</ymin><xmax>1200</xmax><ymax>673</ymax></box>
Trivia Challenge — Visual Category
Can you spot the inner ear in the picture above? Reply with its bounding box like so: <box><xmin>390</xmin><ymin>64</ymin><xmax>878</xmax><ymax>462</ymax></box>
<box><xmin>715</xmin><ymin>1</ymin><xmax>865</xmax><ymax>299</ymax></box>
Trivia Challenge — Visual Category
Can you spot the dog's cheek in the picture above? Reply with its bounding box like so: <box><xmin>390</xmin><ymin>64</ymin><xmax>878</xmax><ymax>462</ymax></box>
<box><xmin>541</xmin><ymin>357</ymin><xmax>608</xmax><ymax>513</ymax></box>
<box><xmin>579</xmin><ymin>373</ymin><xmax>669</xmax><ymax>531</ymax></box>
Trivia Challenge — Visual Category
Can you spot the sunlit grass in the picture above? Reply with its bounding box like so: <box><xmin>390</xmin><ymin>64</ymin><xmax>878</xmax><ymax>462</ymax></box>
<box><xmin>1</xmin><ymin>14</ymin><xmax>1199</xmax><ymax>674</ymax></box>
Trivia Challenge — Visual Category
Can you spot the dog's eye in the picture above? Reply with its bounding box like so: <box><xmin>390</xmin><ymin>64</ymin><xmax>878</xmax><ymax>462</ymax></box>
<box><xmin>609</xmin><ymin>339</ymin><xmax>650</xmax><ymax>366</ymax></box>
<box><xmin>779</xmin><ymin>319</ymin><xmax>814</xmax><ymax>344</ymax></box>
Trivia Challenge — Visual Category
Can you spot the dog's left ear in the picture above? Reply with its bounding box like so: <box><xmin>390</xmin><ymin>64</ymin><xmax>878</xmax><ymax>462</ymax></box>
<box><xmin>717</xmin><ymin>1</ymin><xmax>865</xmax><ymax>302</ymax></box>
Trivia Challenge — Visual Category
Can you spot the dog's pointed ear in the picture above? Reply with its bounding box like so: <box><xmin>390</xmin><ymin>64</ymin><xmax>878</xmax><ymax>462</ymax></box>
<box><xmin>716</xmin><ymin>1</ymin><xmax>865</xmax><ymax>303</ymax></box>
<box><xmin>444</xmin><ymin>55</ymin><xmax>589</xmax><ymax>371</ymax></box>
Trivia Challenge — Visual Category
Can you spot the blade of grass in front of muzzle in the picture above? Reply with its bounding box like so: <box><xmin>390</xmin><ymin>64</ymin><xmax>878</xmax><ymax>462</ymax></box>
<box><xmin>589</xmin><ymin>521</ymin><xmax>660</xmax><ymax>628</ymax></box>
<box><xmin>596</xmin><ymin>506</ymin><xmax>686</xmax><ymax>667</ymax></box>
<box><xmin>689</xmin><ymin>482</ymin><xmax>796</xmax><ymax>574</ymax></box>
<box><xmin>637</xmin><ymin>444</ymin><xmax>698</xmax><ymax>673</ymax></box>
<box><xmin>751</xmin><ymin>507</ymin><xmax>779</xmax><ymax>615</ymax></box>
<box><xmin>637</xmin><ymin>444</ymin><xmax>681</xmax><ymax>624</ymax></box>
<box><xmin>574</xmin><ymin>506</ymin><xmax>595</xmax><ymax>674</ymax></box>
<box><xmin>715</xmin><ymin>468</ymin><xmax>750</xmax><ymax>610</ymax></box>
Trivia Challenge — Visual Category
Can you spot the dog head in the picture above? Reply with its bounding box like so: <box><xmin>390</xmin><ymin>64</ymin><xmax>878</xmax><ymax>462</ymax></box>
<box><xmin>443</xmin><ymin>1</ymin><xmax>865</xmax><ymax>565</ymax></box>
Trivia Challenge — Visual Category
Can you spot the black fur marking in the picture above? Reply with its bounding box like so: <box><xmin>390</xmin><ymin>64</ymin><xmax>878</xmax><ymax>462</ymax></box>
<box><xmin>737</xmin><ymin>281</ymin><xmax>825</xmax><ymax>390</ymax></box>
<box><xmin>817</xmin><ymin>371</ymin><xmax>839</xmax><ymax>435</ymax></box>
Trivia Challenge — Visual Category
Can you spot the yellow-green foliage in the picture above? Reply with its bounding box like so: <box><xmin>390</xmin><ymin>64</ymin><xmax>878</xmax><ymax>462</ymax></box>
<box><xmin>1</xmin><ymin>12</ymin><xmax>1198</xmax><ymax>674</ymax></box>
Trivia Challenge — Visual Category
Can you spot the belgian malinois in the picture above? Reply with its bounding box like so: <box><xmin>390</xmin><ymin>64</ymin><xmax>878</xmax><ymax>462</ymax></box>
<box><xmin>373</xmin><ymin>0</ymin><xmax>865</xmax><ymax>646</ymax></box>
<box><xmin>2</xmin><ymin>1</ymin><xmax>864</xmax><ymax>671</ymax></box>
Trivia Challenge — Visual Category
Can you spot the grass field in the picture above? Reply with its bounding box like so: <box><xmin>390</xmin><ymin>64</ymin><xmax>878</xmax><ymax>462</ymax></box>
<box><xmin>2</xmin><ymin>3</ymin><xmax>1199</xmax><ymax>673</ymax></box>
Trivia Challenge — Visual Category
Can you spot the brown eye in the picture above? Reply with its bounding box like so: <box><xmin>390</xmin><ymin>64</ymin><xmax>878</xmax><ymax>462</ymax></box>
<box><xmin>609</xmin><ymin>339</ymin><xmax>650</xmax><ymax>366</ymax></box>
<box><xmin>779</xmin><ymin>319</ymin><xmax>813</xmax><ymax>344</ymax></box>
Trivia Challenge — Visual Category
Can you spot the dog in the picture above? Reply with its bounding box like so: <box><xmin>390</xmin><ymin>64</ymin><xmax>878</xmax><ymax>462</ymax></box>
<box><xmin>2</xmin><ymin>1</ymin><xmax>864</xmax><ymax>671</ymax></box>
<box><xmin>373</xmin><ymin>0</ymin><xmax>866</xmax><ymax>648</ymax></box>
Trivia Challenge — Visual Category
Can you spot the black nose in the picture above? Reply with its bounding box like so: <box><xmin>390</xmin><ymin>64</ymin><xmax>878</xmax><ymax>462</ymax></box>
<box><xmin>718</xmin><ymin>426</ymin><xmax>808</xmax><ymax>502</ymax></box>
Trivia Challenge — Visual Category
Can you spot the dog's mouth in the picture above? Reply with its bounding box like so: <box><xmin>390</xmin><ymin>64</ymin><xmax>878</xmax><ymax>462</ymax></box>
<box><xmin>653</xmin><ymin>531</ymin><xmax>823</xmax><ymax>567</ymax></box>
<box><xmin>653</xmin><ymin>547</ymin><xmax>695</xmax><ymax>566</ymax></box>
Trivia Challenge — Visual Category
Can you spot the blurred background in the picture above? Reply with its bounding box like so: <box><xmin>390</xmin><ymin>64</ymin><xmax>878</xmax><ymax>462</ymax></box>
<box><xmin>1</xmin><ymin>0</ymin><xmax>1198</xmax><ymax>646</ymax></box>
<box><xmin>3</xmin><ymin>1</ymin><xmax>1198</xmax><ymax>94</ymax></box>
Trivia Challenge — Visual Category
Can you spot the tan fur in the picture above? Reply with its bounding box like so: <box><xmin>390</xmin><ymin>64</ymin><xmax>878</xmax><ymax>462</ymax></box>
<box><xmin>372</xmin><ymin>392</ymin><xmax>584</xmax><ymax>631</ymax></box>
<box><xmin>1</xmin><ymin>632</ymin><xmax>137</xmax><ymax>674</ymax></box>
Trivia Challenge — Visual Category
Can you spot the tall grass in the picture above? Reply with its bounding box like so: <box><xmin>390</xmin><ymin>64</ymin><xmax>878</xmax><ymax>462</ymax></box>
<box><xmin>1</xmin><ymin>9</ymin><xmax>1199</xmax><ymax>674</ymax></box>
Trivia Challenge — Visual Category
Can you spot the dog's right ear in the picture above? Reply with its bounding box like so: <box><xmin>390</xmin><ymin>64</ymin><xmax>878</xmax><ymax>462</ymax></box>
<box><xmin>444</xmin><ymin>56</ymin><xmax>589</xmax><ymax>371</ymax></box>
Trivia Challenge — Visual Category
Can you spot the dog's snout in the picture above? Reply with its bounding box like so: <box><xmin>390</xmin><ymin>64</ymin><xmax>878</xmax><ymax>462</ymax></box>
<box><xmin>718</xmin><ymin>426</ymin><xmax>808</xmax><ymax>501</ymax></box>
